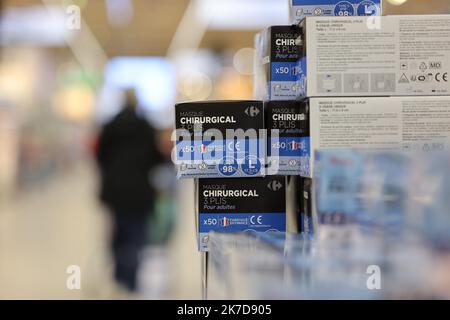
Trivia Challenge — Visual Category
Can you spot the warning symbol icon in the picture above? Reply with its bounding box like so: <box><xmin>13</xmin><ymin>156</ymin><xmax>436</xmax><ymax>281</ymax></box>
<box><xmin>419</xmin><ymin>62</ymin><xmax>427</xmax><ymax>72</ymax></box>
<box><xmin>399</xmin><ymin>73</ymin><xmax>409</xmax><ymax>84</ymax></box>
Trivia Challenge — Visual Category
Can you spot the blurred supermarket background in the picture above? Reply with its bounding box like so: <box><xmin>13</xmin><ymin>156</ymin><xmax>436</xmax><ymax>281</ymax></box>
<box><xmin>1</xmin><ymin>0</ymin><xmax>450</xmax><ymax>299</ymax></box>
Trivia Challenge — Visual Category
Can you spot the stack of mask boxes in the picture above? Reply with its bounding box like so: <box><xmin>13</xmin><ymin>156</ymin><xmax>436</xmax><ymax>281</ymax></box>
<box><xmin>175</xmin><ymin>101</ymin><xmax>287</xmax><ymax>251</ymax></box>
<box><xmin>254</xmin><ymin>23</ymin><xmax>311</xmax><ymax>234</ymax></box>
<box><xmin>174</xmin><ymin>0</ymin><xmax>450</xmax><ymax>251</ymax></box>
<box><xmin>289</xmin><ymin>0</ymin><xmax>450</xmax><ymax>229</ymax></box>
<box><xmin>254</xmin><ymin>0</ymin><xmax>383</xmax><ymax>234</ymax></box>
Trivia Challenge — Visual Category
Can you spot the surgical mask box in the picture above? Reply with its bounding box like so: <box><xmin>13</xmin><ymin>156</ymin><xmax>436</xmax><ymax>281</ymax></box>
<box><xmin>261</xmin><ymin>25</ymin><xmax>302</xmax><ymax>101</ymax></box>
<box><xmin>309</xmin><ymin>96</ymin><xmax>450</xmax><ymax>176</ymax></box>
<box><xmin>265</xmin><ymin>100</ymin><xmax>310</xmax><ymax>176</ymax></box>
<box><xmin>175</xmin><ymin>101</ymin><xmax>265</xmax><ymax>179</ymax></box>
<box><xmin>289</xmin><ymin>0</ymin><xmax>382</xmax><ymax>24</ymax></box>
<box><xmin>298</xmin><ymin>15</ymin><xmax>450</xmax><ymax>97</ymax></box>
<box><xmin>196</xmin><ymin>177</ymin><xmax>286</xmax><ymax>252</ymax></box>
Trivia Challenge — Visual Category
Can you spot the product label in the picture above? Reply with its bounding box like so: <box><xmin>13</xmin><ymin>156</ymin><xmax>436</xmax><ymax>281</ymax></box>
<box><xmin>176</xmin><ymin>138</ymin><xmax>265</xmax><ymax>178</ymax></box>
<box><xmin>290</xmin><ymin>0</ymin><xmax>381</xmax><ymax>24</ymax></box>
<box><xmin>198</xmin><ymin>177</ymin><xmax>286</xmax><ymax>251</ymax></box>
<box><xmin>309</xmin><ymin>97</ymin><xmax>450</xmax><ymax>176</ymax></box>
<box><xmin>305</xmin><ymin>15</ymin><xmax>450</xmax><ymax>97</ymax></box>
<box><xmin>269</xmin><ymin>136</ymin><xmax>311</xmax><ymax>173</ymax></box>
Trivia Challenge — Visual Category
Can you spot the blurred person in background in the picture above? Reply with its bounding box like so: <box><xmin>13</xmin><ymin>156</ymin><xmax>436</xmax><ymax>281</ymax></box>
<box><xmin>96</xmin><ymin>88</ymin><xmax>162</xmax><ymax>292</ymax></box>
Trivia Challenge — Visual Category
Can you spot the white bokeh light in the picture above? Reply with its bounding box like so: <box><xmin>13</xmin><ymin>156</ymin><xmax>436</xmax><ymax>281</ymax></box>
<box><xmin>233</xmin><ymin>47</ymin><xmax>255</xmax><ymax>76</ymax></box>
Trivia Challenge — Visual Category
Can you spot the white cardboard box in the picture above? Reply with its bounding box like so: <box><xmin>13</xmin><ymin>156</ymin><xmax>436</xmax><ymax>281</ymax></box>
<box><xmin>299</xmin><ymin>15</ymin><xmax>450</xmax><ymax>97</ymax></box>
<box><xmin>309</xmin><ymin>96</ymin><xmax>450</xmax><ymax>176</ymax></box>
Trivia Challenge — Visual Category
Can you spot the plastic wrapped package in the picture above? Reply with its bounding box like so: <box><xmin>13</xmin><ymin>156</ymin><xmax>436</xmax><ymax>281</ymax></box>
<box><xmin>313</xmin><ymin>149</ymin><xmax>449</xmax><ymax>298</ymax></box>
<box><xmin>207</xmin><ymin>232</ymin><xmax>287</xmax><ymax>299</ymax></box>
<box><xmin>207</xmin><ymin>231</ymin><xmax>437</xmax><ymax>299</ymax></box>
<box><xmin>207</xmin><ymin>232</ymin><xmax>381</xmax><ymax>299</ymax></box>
<box><xmin>314</xmin><ymin>150</ymin><xmax>411</xmax><ymax>235</ymax></box>
<box><xmin>315</xmin><ymin>149</ymin><xmax>450</xmax><ymax>248</ymax></box>
<box><xmin>205</xmin><ymin>147</ymin><xmax>450</xmax><ymax>300</ymax></box>
<box><xmin>406</xmin><ymin>151</ymin><xmax>450</xmax><ymax>249</ymax></box>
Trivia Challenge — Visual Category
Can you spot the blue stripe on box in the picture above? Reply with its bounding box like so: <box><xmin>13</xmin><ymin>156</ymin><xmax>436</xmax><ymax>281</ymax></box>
<box><xmin>199</xmin><ymin>213</ymin><xmax>286</xmax><ymax>233</ymax></box>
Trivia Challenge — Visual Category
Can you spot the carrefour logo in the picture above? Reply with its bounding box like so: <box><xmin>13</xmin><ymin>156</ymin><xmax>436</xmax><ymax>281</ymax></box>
<box><xmin>267</xmin><ymin>180</ymin><xmax>283</xmax><ymax>191</ymax></box>
<box><xmin>245</xmin><ymin>105</ymin><xmax>260</xmax><ymax>117</ymax></box>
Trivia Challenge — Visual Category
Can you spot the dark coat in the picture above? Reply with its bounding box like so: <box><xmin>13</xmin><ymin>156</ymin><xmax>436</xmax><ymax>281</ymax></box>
<box><xmin>96</xmin><ymin>108</ymin><xmax>161</xmax><ymax>214</ymax></box>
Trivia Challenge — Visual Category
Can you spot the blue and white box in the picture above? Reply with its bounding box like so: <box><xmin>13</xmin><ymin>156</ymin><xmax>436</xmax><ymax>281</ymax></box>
<box><xmin>289</xmin><ymin>0</ymin><xmax>382</xmax><ymax>24</ymax></box>
<box><xmin>261</xmin><ymin>25</ymin><xmax>302</xmax><ymax>101</ymax></box>
<box><xmin>265</xmin><ymin>100</ymin><xmax>310</xmax><ymax>176</ymax></box>
<box><xmin>197</xmin><ymin>177</ymin><xmax>286</xmax><ymax>251</ymax></box>
<box><xmin>175</xmin><ymin>101</ymin><xmax>266</xmax><ymax>179</ymax></box>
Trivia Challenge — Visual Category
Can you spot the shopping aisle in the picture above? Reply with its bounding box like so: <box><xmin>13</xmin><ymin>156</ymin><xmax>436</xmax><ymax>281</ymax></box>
<box><xmin>166</xmin><ymin>179</ymin><xmax>202</xmax><ymax>299</ymax></box>
<box><xmin>0</xmin><ymin>161</ymin><xmax>201</xmax><ymax>299</ymax></box>
<box><xmin>139</xmin><ymin>179</ymin><xmax>202</xmax><ymax>300</ymax></box>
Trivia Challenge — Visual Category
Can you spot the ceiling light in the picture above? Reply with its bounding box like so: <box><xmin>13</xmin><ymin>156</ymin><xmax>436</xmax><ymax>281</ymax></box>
<box><xmin>106</xmin><ymin>0</ymin><xmax>134</xmax><ymax>27</ymax></box>
<box><xmin>196</xmin><ymin>0</ymin><xmax>288</xmax><ymax>30</ymax></box>
<box><xmin>386</xmin><ymin>0</ymin><xmax>408</xmax><ymax>6</ymax></box>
